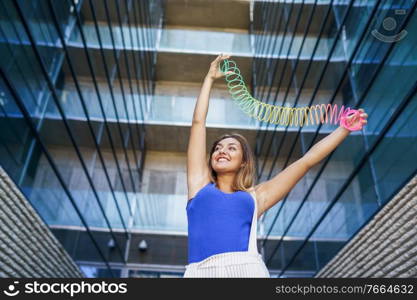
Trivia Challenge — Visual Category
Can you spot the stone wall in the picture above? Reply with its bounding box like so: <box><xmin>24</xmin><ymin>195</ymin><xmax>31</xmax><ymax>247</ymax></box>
<box><xmin>0</xmin><ymin>167</ymin><xmax>83</xmax><ymax>277</ymax></box>
<box><xmin>316</xmin><ymin>175</ymin><xmax>417</xmax><ymax>278</ymax></box>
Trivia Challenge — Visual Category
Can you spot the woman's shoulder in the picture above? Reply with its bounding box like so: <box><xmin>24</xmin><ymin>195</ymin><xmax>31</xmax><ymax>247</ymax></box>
<box><xmin>245</xmin><ymin>186</ymin><xmax>261</xmax><ymax>205</ymax></box>
<box><xmin>187</xmin><ymin>181</ymin><xmax>213</xmax><ymax>201</ymax></box>
<box><xmin>245</xmin><ymin>186</ymin><xmax>256</xmax><ymax>193</ymax></box>
<box><xmin>244</xmin><ymin>186</ymin><xmax>257</xmax><ymax>200</ymax></box>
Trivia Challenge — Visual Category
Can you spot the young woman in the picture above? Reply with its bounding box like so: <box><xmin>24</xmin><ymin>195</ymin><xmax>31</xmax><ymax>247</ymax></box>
<box><xmin>183</xmin><ymin>54</ymin><xmax>368</xmax><ymax>278</ymax></box>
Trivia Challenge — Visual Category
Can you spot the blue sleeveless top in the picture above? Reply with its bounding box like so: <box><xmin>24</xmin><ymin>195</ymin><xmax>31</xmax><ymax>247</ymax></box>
<box><xmin>186</xmin><ymin>182</ymin><xmax>255</xmax><ymax>264</ymax></box>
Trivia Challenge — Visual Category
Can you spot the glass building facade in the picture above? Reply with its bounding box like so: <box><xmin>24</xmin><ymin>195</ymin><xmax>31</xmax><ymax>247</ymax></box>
<box><xmin>252</xmin><ymin>0</ymin><xmax>417</xmax><ymax>277</ymax></box>
<box><xmin>0</xmin><ymin>0</ymin><xmax>416</xmax><ymax>277</ymax></box>
<box><xmin>0</xmin><ymin>0</ymin><xmax>162</xmax><ymax>277</ymax></box>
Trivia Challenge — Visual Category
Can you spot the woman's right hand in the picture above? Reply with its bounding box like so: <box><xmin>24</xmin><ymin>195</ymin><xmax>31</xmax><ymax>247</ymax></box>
<box><xmin>206</xmin><ymin>53</ymin><xmax>233</xmax><ymax>80</ymax></box>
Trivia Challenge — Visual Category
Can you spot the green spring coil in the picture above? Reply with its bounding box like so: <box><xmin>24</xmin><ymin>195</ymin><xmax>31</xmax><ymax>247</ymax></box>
<box><xmin>220</xmin><ymin>59</ymin><xmax>355</xmax><ymax>127</ymax></box>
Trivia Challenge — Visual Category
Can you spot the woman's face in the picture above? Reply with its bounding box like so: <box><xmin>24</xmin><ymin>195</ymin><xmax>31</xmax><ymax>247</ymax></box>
<box><xmin>211</xmin><ymin>137</ymin><xmax>244</xmax><ymax>174</ymax></box>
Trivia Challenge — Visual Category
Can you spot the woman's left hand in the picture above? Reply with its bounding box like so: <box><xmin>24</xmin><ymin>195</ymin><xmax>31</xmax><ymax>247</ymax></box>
<box><xmin>344</xmin><ymin>108</ymin><xmax>368</xmax><ymax>131</ymax></box>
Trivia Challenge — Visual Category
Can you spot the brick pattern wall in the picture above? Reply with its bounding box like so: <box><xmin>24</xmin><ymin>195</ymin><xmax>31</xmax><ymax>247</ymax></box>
<box><xmin>0</xmin><ymin>167</ymin><xmax>83</xmax><ymax>277</ymax></box>
<box><xmin>316</xmin><ymin>175</ymin><xmax>417</xmax><ymax>278</ymax></box>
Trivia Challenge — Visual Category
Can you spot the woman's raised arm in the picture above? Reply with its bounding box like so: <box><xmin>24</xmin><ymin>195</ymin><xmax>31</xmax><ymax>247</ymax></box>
<box><xmin>254</xmin><ymin>109</ymin><xmax>368</xmax><ymax>217</ymax></box>
<box><xmin>187</xmin><ymin>54</ymin><xmax>231</xmax><ymax>200</ymax></box>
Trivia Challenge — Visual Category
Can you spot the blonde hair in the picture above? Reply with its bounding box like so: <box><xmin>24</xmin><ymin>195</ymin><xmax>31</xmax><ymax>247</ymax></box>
<box><xmin>208</xmin><ymin>133</ymin><xmax>256</xmax><ymax>192</ymax></box>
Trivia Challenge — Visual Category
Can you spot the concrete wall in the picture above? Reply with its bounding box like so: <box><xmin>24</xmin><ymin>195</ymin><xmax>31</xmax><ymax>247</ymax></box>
<box><xmin>0</xmin><ymin>167</ymin><xmax>83</xmax><ymax>278</ymax></box>
<box><xmin>315</xmin><ymin>175</ymin><xmax>417</xmax><ymax>278</ymax></box>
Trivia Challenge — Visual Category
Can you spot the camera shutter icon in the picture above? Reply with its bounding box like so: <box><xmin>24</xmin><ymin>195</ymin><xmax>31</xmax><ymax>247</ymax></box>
<box><xmin>372</xmin><ymin>10</ymin><xmax>408</xmax><ymax>43</ymax></box>
<box><xmin>3</xmin><ymin>281</ymin><xmax>20</xmax><ymax>297</ymax></box>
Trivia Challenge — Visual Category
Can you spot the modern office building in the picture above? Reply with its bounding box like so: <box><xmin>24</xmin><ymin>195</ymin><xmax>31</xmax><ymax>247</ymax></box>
<box><xmin>0</xmin><ymin>0</ymin><xmax>416</xmax><ymax>278</ymax></box>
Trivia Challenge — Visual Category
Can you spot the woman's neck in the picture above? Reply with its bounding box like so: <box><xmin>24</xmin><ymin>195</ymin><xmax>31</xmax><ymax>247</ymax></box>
<box><xmin>215</xmin><ymin>174</ymin><xmax>236</xmax><ymax>193</ymax></box>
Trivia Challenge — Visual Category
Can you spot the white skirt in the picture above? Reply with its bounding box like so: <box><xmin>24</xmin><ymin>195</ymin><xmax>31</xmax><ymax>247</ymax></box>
<box><xmin>183</xmin><ymin>251</ymin><xmax>270</xmax><ymax>278</ymax></box>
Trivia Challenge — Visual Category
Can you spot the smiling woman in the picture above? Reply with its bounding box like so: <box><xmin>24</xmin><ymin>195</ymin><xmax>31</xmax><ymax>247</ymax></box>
<box><xmin>183</xmin><ymin>54</ymin><xmax>271</xmax><ymax>278</ymax></box>
<box><xmin>208</xmin><ymin>133</ymin><xmax>256</xmax><ymax>193</ymax></box>
<box><xmin>183</xmin><ymin>54</ymin><xmax>368</xmax><ymax>278</ymax></box>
